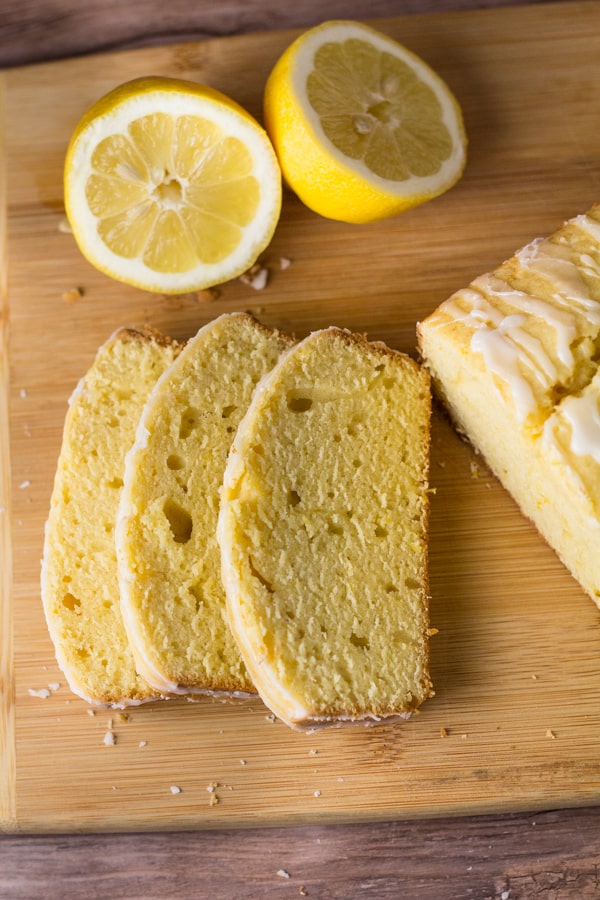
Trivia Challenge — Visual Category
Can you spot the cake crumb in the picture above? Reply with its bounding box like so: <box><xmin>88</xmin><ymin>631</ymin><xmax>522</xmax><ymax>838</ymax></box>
<box><xmin>114</xmin><ymin>712</ymin><xmax>129</xmax><ymax>723</ymax></box>
<box><xmin>277</xmin><ymin>869</ymin><xmax>291</xmax><ymax>879</ymax></box>
<box><xmin>28</xmin><ymin>688</ymin><xmax>51</xmax><ymax>699</ymax></box>
<box><xmin>239</xmin><ymin>263</ymin><xmax>269</xmax><ymax>290</ymax></box>
<box><xmin>309</xmin><ymin>748</ymin><xmax>318</xmax><ymax>756</ymax></box>
<box><xmin>209</xmin><ymin>793</ymin><xmax>219</xmax><ymax>807</ymax></box>
<box><xmin>461</xmin><ymin>733</ymin><xmax>468</xmax><ymax>740</ymax></box>
<box><xmin>469</xmin><ymin>461</ymin><xmax>480</xmax><ymax>478</ymax></box>
<box><xmin>19</xmin><ymin>480</ymin><xmax>31</xmax><ymax>490</ymax></box>
<box><xmin>58</xmin><ymin>216</ymin><xmax>72</xmax><ymax>233</ymax></box>
<box><xmin>139</xmin><ymin>741</ymin><xmax>148</xmax><ymax>748</ymax></box>
<box><xmin>440</xmin><ymin>727</ymin><xmax>448</xmax><ymax>738</ymax></box>
<box><xmin>299</xmin><ymin>887</ymin><xmax>308</xmax><ymax>897</ymax></box>
<box><xmin>62</xmin><ymin>286</ymin><xmax>84</xmax><ymax>303</ymax></box>
<box><xmin>313</xmin><ymin>790</ymin><xmax>321</xmax><ymax>798</ymax></box>
<box><xmin>86</xmin><ymin>708</ymin><xmax>96</xmax><ymax>717</ymax></box>
<box><xmin>170</xmin><ymin>785</ymin><xmax>182</xmax><ymax>794</ymax></box>
<box><xmin>240</xmin><ymin>759</ymin><xmax>247</xmax><ymax>765</ymax></box>
<box><xmin>279</xmin><ymin>257</ymin><xmax>292</xmax><ymax>270</ymax></box>
<box><xmin>195</xmin><ymin>287</ymin><xmax>221</xmax><ymax>303</ymax></box>
<box><xmin>48</xmin><ymin>682</ymin><xmax>61</xmax><ymax>692</ymax></box>
<box><xmin>265</xmin><ymin>714</ymin><xmax>276</xmax><ymax>723</ymax></box>
<box><xmin>20</xmin><ymin>388</ymin><xmax>27</xmax><ymax>399</ymax></box>
<box><xmin>103</xmin><ymin>731</ymin><xmax>116</xmax><ymax>746</ymax></box>
<box><xmin>546</xmin><ymin>729</ymin><xmax>556</xmax><ymax>739</ymax></box>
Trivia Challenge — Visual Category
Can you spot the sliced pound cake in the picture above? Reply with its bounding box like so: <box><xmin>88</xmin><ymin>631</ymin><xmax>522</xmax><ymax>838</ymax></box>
<box><xmin>116</xmin><ymin>312</ymin><xmax>293</xmax><ymax>697</ymax></box>
<box><xmin>217</xmin><ymin>327</ymin><xmax>433</xmax><ymax>731</ymax></box>
<box><xmin>418</xmin><ymin>202</ymin><xmax>600</xmax><ymax>604</ymax></box>
<box><xmin>41</xmin><ymin>326</ymin><xmax>181</xmax><ymax>707</ymax></box>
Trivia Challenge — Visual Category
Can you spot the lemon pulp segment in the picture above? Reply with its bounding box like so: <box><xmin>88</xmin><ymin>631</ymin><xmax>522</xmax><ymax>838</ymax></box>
<box><xmin>307</xmin><ymin>38</ymin><xmax>454</xmax><ymax>182</ymax></box>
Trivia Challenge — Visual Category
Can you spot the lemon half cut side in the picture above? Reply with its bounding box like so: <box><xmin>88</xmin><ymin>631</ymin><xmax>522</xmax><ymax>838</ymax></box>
<box><xmin>264</xmin><ymin>20</ymin><xmax>467</xmax><ymax>224</ymax></box>
<box><xmin>64</xmin><ymin>77</ymin><xmax>282</xmax><ymax>293</ymax></box>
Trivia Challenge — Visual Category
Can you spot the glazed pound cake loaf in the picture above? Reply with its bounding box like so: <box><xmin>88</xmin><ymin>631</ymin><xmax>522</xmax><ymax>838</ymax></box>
<box><xmin>41</xmin><ymin>326</ymin><xmax>181</xmax><ymax>706</ymax></box>
<box><xmin>217</xmin><ymin>327</ymin><xmax>433</xmax><ymax>731</ymax></box>
<box><xmin>116</xmin><ymin>313</ymin><xmax>293</xmax><ymax>697</ymax></box>
<box><xmin>418</xmin><ymin>202</ymin><xmax>600</xmax><ymax>604</ymax></box>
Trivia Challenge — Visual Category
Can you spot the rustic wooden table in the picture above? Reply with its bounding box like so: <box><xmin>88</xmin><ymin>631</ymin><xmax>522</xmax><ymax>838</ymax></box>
<box><xmin>2</xmin><ymin>1</ymin><xmax>600</xmax><ymax>898</ymax></box>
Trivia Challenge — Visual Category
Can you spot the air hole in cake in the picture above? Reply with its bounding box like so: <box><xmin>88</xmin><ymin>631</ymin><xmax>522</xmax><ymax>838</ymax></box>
<box><xmin>75</xmin><ymin>647</ymin><xmax>89</xmax><ymax>660</ymax></box>
<box><xmin>103</xmin><ymin>600</ymin><xmax>112</xmax><ymax>609</ymax></box>
<box><xmin>163</xmin><ymin>499</ymin><xmax>193</xmax><ymax>543</ymax></box>
<box><xmin>62</xmin><ymin>592</ymin><xmax>81</xmax><ymax>611</ymax></box>
<box><xmin>167</xmin><ymin>454</ymin><xmax>185</xmax><ymax>471</ymax></box>
<box><xmin>350</xmin><ymin>632</ymin><xmax>370</xmax><ymax>650</ymax></box>
<box><xmin>106</xmin><ymin>477</ymin><xmax>123</xmax><ymax>489</ymax></box>
<box><xmin>287</xmin><ymin>395</ymin><xmax>313</xmax><ymax>412</ymax></box>
<box><xmin>288</xmin><ymin>489</ymin><xmax>301</xmax><ymax>507</ymax></box>
<box><xmin>251</xmin><ymin>443</ymin><xmax>264</xmax><ymax>456</ymax></box>
<box><xmin>352</xmin><ymin>458</ymin><xmax>362</xmax><ymax>468</ymax></box>
<box><xmin>375</xmin><ymin>525</ymin><xmax>388</xmax><ymax>538</ymax></box>
<box><xmin>100</xmin><ymin>658</ymin><xmax>108</xmax><ymax>668</ymax></box>
<box><xmin>405</xmin><ymin>577</ymin><xmax>421</xmax><ymax>590</ymax></box>
<box><xmin>106</xmin><ymin>414</ymin><xmax>119</xmax><ymax>428</ymax></box>
<box><xmin>189</xmin><ymin>583</ymin><xmax>204</xmax><ymax>611</ymax></box>
<box><xmin>179</xmin><ymin>407</ymin><xmax>200</xmax><ymax>439</ymax></box>
<box><xmin>248</xmin><ymin>556</ymin><xmax>274</xmax><ymax>593</ymax></box>
<box><xmin>327</xmin><ymin>521</ymin><xmax>344</xmax><ymax>535</ymax></box>
<box><xmin>333</xmin><ymin>433</ymin><xmax>342</xmax><ymax>443</ymax></box>
<box><xmin>221</xmin><ymin>404</ymin><xmax>237</xmax><ymax>419</ymax></box>
<box><xmin>374</xmin><ymin>364</ymin><xmax>385</xmax><ymax>373</ymax></box>
<box><xmin>383</xmin><ymin>377</ymin><xmax>396</xmax><ymax>389</ymax></box>
<box><xmin>385</xmin><ymin>583</ymin><xmax>398</xmax><ymax>593</ymax></box>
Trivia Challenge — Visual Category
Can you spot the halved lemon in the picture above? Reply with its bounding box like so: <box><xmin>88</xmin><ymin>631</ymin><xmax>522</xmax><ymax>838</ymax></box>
<box><xmin>263</xmin><ymin>21</ymin><xmax>467</xmax><ymax>224</ymax></box>
<box><xmin>64</xmin><ymin>76</ymin><xmax>282</xmax><ymax>293</ymax></box>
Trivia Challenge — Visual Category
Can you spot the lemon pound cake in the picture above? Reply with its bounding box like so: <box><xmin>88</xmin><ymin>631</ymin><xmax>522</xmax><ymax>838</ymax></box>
<box><xmin>418</xmin><ymin>202</ymin><xmax>600</xmax><ymax>604</ymax></box>
<box><xmin>41</xmin><ymin>326</ymin><xmax>181</xmax><ymax>707</ymax></box>
<box><xmin>217</xmin><ymin>327</ymin><xmax>433</xmax><ymax>731</ymax></box>
<box><xmin>116</xmin><ymin>313</ymin><xmax>293</xmax><ymax>697</ymax></box>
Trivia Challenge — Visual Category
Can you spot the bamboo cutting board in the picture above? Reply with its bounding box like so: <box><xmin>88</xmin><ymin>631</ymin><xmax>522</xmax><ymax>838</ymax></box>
<box><xmin>2</xmin><ymin>1</ymin><xmax>600</xmax><ymax>834</ymax></box>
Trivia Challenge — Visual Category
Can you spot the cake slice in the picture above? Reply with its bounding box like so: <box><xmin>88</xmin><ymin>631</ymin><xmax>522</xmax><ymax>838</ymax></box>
<box><xmin>41</xmin><ymin>326</ymin><xmax>181</xmax><ymax>707</ymax></box>
<box><xmin>116</xmin><ymin>312</ymin><xmax>293</xmax><ymax>697</ymax></box>
<box><xmin>418</xmin><ymin>202</ymin><xmax>600</xmax><ymax>604</ymax></box>
<box><xmin>217</xmin><ymin>327</ymin><xmax>433</xmax><ymax>731</ymax></box>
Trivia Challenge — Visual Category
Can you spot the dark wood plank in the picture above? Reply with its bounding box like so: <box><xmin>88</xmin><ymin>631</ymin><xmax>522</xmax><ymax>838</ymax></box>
<box><xmin>1</xmin><ymin>0</ymin><xmax>563</xmax><ymax>68</ymax></box>
<box><xmin>2</xmin><ymin>807</ymin><xmax>600</xmax><ymax>899</ymax></box>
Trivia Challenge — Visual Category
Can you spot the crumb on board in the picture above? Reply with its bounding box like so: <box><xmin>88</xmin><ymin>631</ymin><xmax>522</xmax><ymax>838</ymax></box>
<box><xmin>440</xmin><ymin>727</ymin><xmax>449</xmax><ymax>738</ymax></box>
<box><xmin>299</xmin><ymin>887</ymin><xmax>308</xmax><ymax>897</ymax></box>
<box><xmin>48</xmin><ymin>682</ymin><xmax>61</xmax><ymax>691</ymax></box>
<box><xmin>170</xmin><ymin>785</ymin><xmax>182</xmax><ymax>794</ymax></box>
<box><xmin>277</xmin><ymin>870</ymin><xmax>291</xmax><ymax>879</ymax></box>
<box><xmin>19</xmin><ymin>480</ymin><xmax>31</xmax><ymax>490</ymax></box>
<box><xmin>209</xmin><ymin>793</ymin><xmax>219</xmax><ymax>807</ymax></box>
<box><xmin>58</xmin><ymin>216</ymin><xmax>72</xmax><ymax>233</ymax></box>
<box><xmin>195</xmin><ymin>287</ymin><xmax>221</xmax><ymax>303</ymax></box>
<box><xmin>87</xmin><ymin>708</ymin><xmax>96</xmax><ymax>717</ymax></box>
<box><xmin>28</xmin><ymin>688</ymin><xmax>51</xmax><ymax>699</ymax></box>
<box><xmin>313</xmin><ymin>790</ymin><xmax>321</xmax><ymax>798</ymax></box>
<box><xmin>62</xmin><ymin>287</ymin><xmax>84</xmax><ymax>303</ymax></box>
<box><xmin>239</xmin><ymin>263</ymin><xmax>269</xmax><ymax>290</ymax></box>
<box><xmin>546</xmin><ymin>729</ymin><xmax>556</xmax><ymax>739</ymax></box>
<box><xmin>103</xmin><ymin>731</ymin><xmax>116</xmax><ymax>746</ymax></box>
<box><xmin>279</xmin><ymin>256</ymin><xmax>292</xmax><ymax>270</ymax></box>
<box><xmin>265</xmin><ymin>714</ymin><xmax>276</xmax><ymax>723</ymax></box>
<box><xmin>139</xmin><ymin>740</ymin><xmax>148</xmax><ymax>748</ymax></box>
<box><xmin>309</xmin><ymin>748</ymin><xmax>318</xmax><ymax>756</ymax></box>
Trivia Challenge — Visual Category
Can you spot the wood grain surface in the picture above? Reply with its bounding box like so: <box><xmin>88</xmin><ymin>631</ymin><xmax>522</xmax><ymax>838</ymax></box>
<box><xmin>2</xmin><ymin>0</ymin><xmax>600</xmax><ymax>895</ymax></box>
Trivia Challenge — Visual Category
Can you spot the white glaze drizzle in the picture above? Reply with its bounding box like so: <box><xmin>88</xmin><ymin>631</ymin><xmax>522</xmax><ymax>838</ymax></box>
<box><xmin>572</xmin><ymin>212</ymin><xmax>600</xmax><ymax>245</ymax></box>
<box><xmin>549</xmin><ymin>390</ymin><xmax>600</xmax><ymax>464</ymax></box>
<box><xmin>515</xmin><ymin>236</ymin><xmax>600</xmax><ymax>323</ymax></box>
